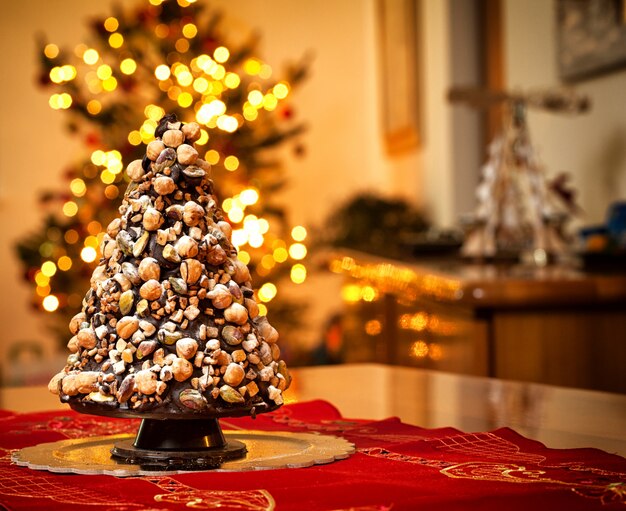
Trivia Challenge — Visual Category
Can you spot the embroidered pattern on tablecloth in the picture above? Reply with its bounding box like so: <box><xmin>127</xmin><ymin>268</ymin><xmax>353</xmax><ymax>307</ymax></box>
<box><xmin>270</xmin><ymin>407</ymin><xmax>377</xmax><ymax>435</ymax></box>
<box><xmin>146</xmin><ymin>476</ymin><xmax>275</xmax><ymax>510</ymax></box>
<box><xmin>268</xmin><ymin>406</ymin><xmax>423</xmax><ymax>443</ymax></box>
<box><xmin>361</xmin><ymin>431</ymin><xmax>626</xmax><ymax>506</ymax></box>
<box><xmin>327</xmin><ymin>506</ymin><xmax>393</xmax><ymax>511</ymax></box>
<box><xmin>428</xmin><ymin>432</ymin><xmax>546</xmax><ymax>465</ymax></box>
<box><xmin>1</xmin><ymin>447</ymin><xmax>277</xmax><ymax>511</ymax></box>
<box><xmin>2</xmin><ymin>415</ymin><xmax>278</xmax><ymax>511</ymax></box>
<box><xmin>0</xmin><ymin>448</ymin><xmax>140</xmax><ymax>509</ymax></box>
<box><xmin>36</xmin><ymin>416</ymin><xmax>141</xmax><ymax>438</ymax></box>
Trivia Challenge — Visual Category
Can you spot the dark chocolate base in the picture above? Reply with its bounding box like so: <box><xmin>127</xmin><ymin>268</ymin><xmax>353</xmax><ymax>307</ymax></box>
<box><xmin>110</xmin><ymin>417</ymin><xmax>247</xmax><ymax>470</ymax></box>
<box><xmin>68</xmin><ymin>397</ymin><xmax>278</xmax><ymax>420</ymax></box>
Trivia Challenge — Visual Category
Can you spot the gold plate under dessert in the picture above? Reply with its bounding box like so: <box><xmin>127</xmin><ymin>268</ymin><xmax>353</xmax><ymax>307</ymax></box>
<box><xmin>12</xmin><ymin>431</ymin><xmax>356</xmax><ymax>477</ymax></box>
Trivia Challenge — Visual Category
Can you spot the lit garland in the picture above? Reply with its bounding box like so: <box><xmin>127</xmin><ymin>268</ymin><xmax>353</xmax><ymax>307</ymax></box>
<box><xmin>17</xmin><ymin>0</ymin><xmax>310</xmax><ymax>343</ymax></box>
<box><xmin>330</xmin><ymin>255</ymin><xmax>463</xmax><ymax>303</ymax></box>
<box><xmin>334</xmin><ymin>255</ymin><xmax>457</xmax><ymax>364</ymax></box>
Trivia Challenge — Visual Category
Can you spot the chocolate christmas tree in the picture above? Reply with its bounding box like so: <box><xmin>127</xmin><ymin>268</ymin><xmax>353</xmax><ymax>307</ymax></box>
<box><xmin>49</xmin><ymin>114</ymin><xmax>290</xmax><ymax>423</ymax></box>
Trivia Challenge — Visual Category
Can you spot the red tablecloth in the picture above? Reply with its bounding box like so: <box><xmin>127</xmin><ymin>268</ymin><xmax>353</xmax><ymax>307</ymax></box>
<box><xmin>0</xmin><ymin>400</ymin><xmax>625</xmax><ymax>510</ymax></box>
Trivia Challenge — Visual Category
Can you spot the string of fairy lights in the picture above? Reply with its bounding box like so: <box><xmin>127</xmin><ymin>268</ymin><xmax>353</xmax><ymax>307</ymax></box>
<box><xmin>34</xmin><ymin>0</ymin><xmax>308</xmax><ymax>317</ymax></box>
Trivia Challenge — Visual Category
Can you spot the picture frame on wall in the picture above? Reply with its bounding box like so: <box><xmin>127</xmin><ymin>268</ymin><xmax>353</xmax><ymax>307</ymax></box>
<box><xmin>378</xmin><ymin>0</ymin><xmax>420</xmax><ymax>155</ymax></box>
<box><xmin>557</xmin><ymin>0</ymin><xmax>626</xmax><ymax>81</ymax></box>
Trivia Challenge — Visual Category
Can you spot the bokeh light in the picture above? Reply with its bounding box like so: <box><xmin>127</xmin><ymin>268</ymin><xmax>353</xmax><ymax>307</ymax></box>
<box><xmin>182</xmin><ymin>23</ymin><xmax>197</xmax><ymax>38</ymax></box>
<box><xmin>83</xmin><ymin>48</ymin><xmax>99</xmax><ymax>65</ymax></box>
<box><xmin>224</xmin><ymin>155</ymin><xmax>239</xmax><ymax>171</ymax></box>
<box><xmin>214</xmin><ymin>46</ymin><xmax>229</xmax><ymax>63</ymax></box>
<box><xmin>258</xmin><ymin>282</ymin><xmax>277</xmax><ymax>302</ymax></box>
<box><xmin>103</xmin><ymin>17</ymin><xmax>119</xmax><ymax>32</ymax></box>
<box><xmin>42</xmin><ymin>295</ymin><xmax>60</xmax><ymax>312</ymax></box>
<box><xmin>58</xmin><ymin>256</ymin><xmax>73</xmax><ymax>271</ymax></box>
<box><xmin>120</xmin><ymin>58</ymin><xmax>137</xmax><ymax>75</ymax></box>
<box><xmin>290</xmin><ymin>264</ymin><xmax>307</xmax><ymax>284</ymax></box>
<box><xmin>291</xmin><ymin>226</ymin><xmax>307</xmax><ymax>241</ymax></box>
<box><xmin>80</xmin><ymin>247</ymin><xmax>98</xmax><ymax>263</ymax></box>
<box><xmin>108</xmin><ymin>33</ymin><xmax>124</xmax><ymax>48</ymax></box>
<box><xmin>44</xmin><ymin>43</ymin><xmax>59</xmax><ymax>59</ymax></box>
<box><xmin>155</xmin><ymin>64</ymin><xmax>171</xmax><ymax>80</ymax></box>
<box><xmin>288</xmin><ymin>243</ymin><xmax>307</xmax><ymax>260</ymax></box>
<box><xmin>41</xmin><ymin>261</ymin><xmax>57</xmax><ymax>277</ymax></box>
<box><xmin>62</xmin><ymin>201</ymin><xmax>78</xmax><ymax>217</ymax></box>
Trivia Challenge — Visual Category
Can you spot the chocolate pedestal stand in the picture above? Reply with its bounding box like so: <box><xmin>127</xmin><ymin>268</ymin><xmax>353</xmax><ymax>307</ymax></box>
<box><xmin>68</xmin><ymin>400</ymin><xmax>277</xmax><ymax>470</ymax></box>
<box><xmin>110</xmin><ymin>418</ymin><xmax>246</xmax><ymax>470</ymax></box>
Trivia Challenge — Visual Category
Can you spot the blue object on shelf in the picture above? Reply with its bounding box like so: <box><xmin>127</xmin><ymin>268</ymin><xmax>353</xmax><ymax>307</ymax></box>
<box><xmin>607</xmin><ymin>201</ymin><xmax>626</xmax><ymax>248</ymax></box>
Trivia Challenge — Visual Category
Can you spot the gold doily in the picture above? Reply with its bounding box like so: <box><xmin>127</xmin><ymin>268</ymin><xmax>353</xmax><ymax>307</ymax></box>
<box><xmin>12</xmin><ymin>430</ymin><xmax>355</xmax><ymax>477</ymax></box>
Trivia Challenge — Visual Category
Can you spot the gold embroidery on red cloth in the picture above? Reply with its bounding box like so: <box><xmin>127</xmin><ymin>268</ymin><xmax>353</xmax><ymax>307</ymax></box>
<box><xmin>428</xmin><ymin>432</ymin><xmax>546</xmax><ymax>465</ymax></box>
<box><xmin>441</xmin><ymin>462</ymin><xmax>551</xmax><ymax>482</ymax></box>
<box><xmin>428</xmin><ymin>431</ymin><xmax>626</xmax><ymax>504</ymax></box>
<box><xmin>144</xmin><ymin>476</ymin><xmax>275</xmax><ymax>510</ymax></box>
<box><xmin>267</xmin><ymin>408</ymin><xmax>428</xmax><ymax>444</ymax></box>
<box><xmin>360</xmin><ymin>439</ymin><xmax>626</xmax><ymax>506</ymax></box>
<box><xmin>0</xmin><ymin>448</ymin><xmax>140</xmax><ymax>508</ymax></box>
<box><xmin>441</xmin><ymin>462</ymin><xmax>626</xmax><ymax>505</ymax></box>
<box><xmin>32</xmin><ymin>415</ymin><xmax>140</xmax><ymax>439</ymax></box>
<box><xmin>268</xmin><ymin>407</ymin><xmax>378</xmax><ymax>437</ymax></box>
<box><xmin>2</xmin><ymin>445</ymin><xmax>275</xmax><ymax>510</ymax></box>
<box><xmin>359</xmin><ymin>447</ymin><xmax>454</xmax><ymax>470</ymax></box>
<box><xmin>328</xmin><ymin>506</ymin><xmax>394</xmax><ymax>511</ymax></box>
<box><xmin>572</xmin><ymin>481</ymin><xmax>626</xmax><ymax>506</ymax></box>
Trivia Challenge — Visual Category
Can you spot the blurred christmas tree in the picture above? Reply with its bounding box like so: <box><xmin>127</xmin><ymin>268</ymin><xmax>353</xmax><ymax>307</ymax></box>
<box><xmin>16</xmin><ymin>0</ymin><xmax>310</xmax><ymax>351</ymax></box>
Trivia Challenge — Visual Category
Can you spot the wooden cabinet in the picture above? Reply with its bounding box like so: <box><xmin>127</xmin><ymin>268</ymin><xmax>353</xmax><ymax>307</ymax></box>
<box><xmin>492</xmin><ymin>308</ymin><xmax>626</xmax><ymax>391</ymax></box>
<box><xmin>340</xmin><ymin>295</ymin><xmax>490</xmax><ymax>376</ymax></box>
<box><xmin>333</xmin><ymin>253</ymin><xmax>626</xmax><ymax>393</ymax></box>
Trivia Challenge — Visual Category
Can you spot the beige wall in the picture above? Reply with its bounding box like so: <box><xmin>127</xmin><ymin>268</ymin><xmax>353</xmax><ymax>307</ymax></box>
<box><xmin>0</xmin><ymin>1</ymin><xmax>106</xmax><ymax>368</ymax></box>
<box><xmin>420</xmin><ymin>0</ymin><xmax>455</xmax><ymax>226</ymax></box>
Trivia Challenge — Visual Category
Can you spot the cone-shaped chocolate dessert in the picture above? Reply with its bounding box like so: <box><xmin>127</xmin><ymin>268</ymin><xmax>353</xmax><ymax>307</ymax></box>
<box><xmin>49</xmin><ymin>114</ymin><xmax>291</xmax><ymax>422</ymax></box>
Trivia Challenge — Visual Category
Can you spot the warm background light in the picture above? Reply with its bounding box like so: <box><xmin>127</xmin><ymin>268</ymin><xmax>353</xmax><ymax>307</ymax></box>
<box><xmin>42</xmin><ymin>295</ymin><xmax>59</xmax><ymax>312</ymax></box>
<box><xmin>120</xmin><ymin>58</ymin><xmax>137</xmax><ymax>75</ymax></box>
<box><xmin>103</xmin><ymin>16</ymin><xmax>119</xmax><ymax>32</ymax></box>
<box><xmin>80</xmin><ymin>247</ymin><xmax>97</xmax><ymax>263</ymax></box>
<box><xmin>83</xmin><ymin>48</ymin><xmax>99</xmax><ymax>65</ymax></box>
<box><xmin>40</xmin><ymin>261</ymin><xmax>57</xmax><ymax>277</ymax></box>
